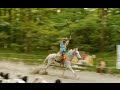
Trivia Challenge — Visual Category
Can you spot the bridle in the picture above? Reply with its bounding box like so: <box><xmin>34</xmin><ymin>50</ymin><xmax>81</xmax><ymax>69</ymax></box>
<box><xmin>72</xmin><ymin>50</ymin><xmax>81</xmax><ymax>60</ymax></box>
<box><xmin>72</xmin><ymin>50</ymin><xmax>77</xmax><ymax>55</ymax></box>
<box><xmin>65</xmin><ymin>50</ymin><xmax>81</xmax><ymax>62</ymax></box>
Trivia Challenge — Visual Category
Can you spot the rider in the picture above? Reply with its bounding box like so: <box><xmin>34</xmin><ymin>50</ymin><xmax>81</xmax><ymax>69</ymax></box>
<box><xmin>59</xmin><ymin>36</ymin><xmax>71</xmax><ymax>63</ymax></box>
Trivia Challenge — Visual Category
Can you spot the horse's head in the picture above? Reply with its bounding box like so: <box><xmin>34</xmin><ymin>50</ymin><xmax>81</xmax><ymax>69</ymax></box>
<box><xmin>72</xmin><ymin>48</ymin><xmax>81</xmax><ymax>60</ymax></box>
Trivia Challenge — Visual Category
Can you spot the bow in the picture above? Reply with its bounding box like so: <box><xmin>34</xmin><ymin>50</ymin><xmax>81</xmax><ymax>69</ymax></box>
<box><xmin>66</xmin><ymin>19</ymin><xmax>71</xmax><ymax>40</ymax></box>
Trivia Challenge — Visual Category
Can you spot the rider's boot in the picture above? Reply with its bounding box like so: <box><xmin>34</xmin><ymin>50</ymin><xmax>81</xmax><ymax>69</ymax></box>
<box><xmin>60</xmin><ymin>54</ymin><xmax>66</xmax><ymax>64</ymax></box>
<box><xmin>60</xmin><ymin>54</ymin><xmax>64</xmax><ymax>63</ymax></box>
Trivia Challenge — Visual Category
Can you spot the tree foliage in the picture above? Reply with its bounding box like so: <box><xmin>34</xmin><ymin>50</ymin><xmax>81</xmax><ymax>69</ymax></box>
<box><xmin>0</xmin><ymin>8</ymin><xmax>119</xmax><ymax>53</ymax></box>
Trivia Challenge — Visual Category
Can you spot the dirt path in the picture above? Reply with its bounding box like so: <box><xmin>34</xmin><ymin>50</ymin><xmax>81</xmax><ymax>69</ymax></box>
<box><xmin>0</xmin><ymin>61</ymin><xmax>120</xmax><ymax>83</ymax></box>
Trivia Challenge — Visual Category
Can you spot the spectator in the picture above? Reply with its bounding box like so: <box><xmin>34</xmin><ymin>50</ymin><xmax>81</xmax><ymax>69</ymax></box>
<box><xmin>78</xmin><ymin>52</ymin><xmax>88</xmax><ymax>65</ymax></box>
<box><xmin>81</xmin><ymin>52</ymin><xmax>88</xmax><ymax>60</ymax></box>
<box><xmin>96</xmin><ymin>58</ymin><xmax>106</xmax><ymax>73</ymax></box>
<box><xmin>0</xmin><ymin>80</ymin><xmax>2</xmax><ymax>83</ymax></box>
<box><xmin>55</xmin><ymin>79</ymin><xmax>62</xmax><ymax>83</ymax></box>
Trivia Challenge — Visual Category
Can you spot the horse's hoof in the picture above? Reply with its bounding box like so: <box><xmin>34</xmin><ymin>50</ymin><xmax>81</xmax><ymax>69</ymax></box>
<box><xmin>61</xmin><ymin>76</ymin><xmax>64</xmax><ymax>78</ymax></box>
<box><xmin>31</xmin><ymin>69</ymin><xmax>40</xmax><ymax>74</ymax></box>
<box><xmin>42</xmin><ymin>71</ymin><xmax>48</xmax><ymax>75</ymax></box>
<box><xmin>39</xmin><ymin>70</ymin><xmax>48</xmax><ymax>75</ymax></box>
<box><xmin>76</xmin><ymin>76</ymin><xmax>79</xmax><ymax>80</ymax></box>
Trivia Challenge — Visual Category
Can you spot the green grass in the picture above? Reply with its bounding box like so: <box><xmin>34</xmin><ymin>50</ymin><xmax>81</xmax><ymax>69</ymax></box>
<box><xmin>0</xmin><ymin>49</ymin><xmax>50</xmax><ymax>65</ymax></box>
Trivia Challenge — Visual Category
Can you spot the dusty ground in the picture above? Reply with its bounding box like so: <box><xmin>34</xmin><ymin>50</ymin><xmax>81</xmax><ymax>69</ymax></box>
<box><xmin>0</xmin><ymin>61</ymin><xmax>120</xmax><ymax>83</ymax></box>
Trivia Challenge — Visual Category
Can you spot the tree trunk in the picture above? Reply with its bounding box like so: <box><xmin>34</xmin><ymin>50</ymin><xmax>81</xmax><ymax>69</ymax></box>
<box><xmin>27</xmin><ymin>9</ymin><xmax>32</xmax><ymax>21</ymax></box>
<box><xmin>3</xmin><ymin>8</ymin><xmax>7</xmax><ymax>16</ymax></box>
<box><xmin>0</xmin><ymin>8</ymin><xmax>2</xmax><ymax>16</ymax></box>
<box><xmin>20</xmin><ymin>8</ymin><xmax>27</xmax><ymax>22</ymax></box>
<box><xmin>98</xmin><ymin>8</ymin><xmax>108</xmax><ymax>52</ymax></box>
<box><xmin>24</xmin><ymin>37</ymin><xmax>32</xmax><ymax>53</ymax></box>
<box><xmin>8</xmin><ymin>8</ymin><xmax>12</xmax><ymax>22</ymax></box>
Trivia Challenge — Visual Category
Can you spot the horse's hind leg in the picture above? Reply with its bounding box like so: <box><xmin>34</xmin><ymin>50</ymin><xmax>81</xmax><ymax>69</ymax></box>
<box><xmin>44</xmin><ymin>59</ymin><xmax>53</xmax><ymax>73</ymax></box>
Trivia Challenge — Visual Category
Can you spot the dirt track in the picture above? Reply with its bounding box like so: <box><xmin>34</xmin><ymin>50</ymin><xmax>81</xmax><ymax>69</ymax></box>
<box><xmin>0</xmin><ymin>61</ymin><xmax>120</xmax><ymax>83</ymax></box>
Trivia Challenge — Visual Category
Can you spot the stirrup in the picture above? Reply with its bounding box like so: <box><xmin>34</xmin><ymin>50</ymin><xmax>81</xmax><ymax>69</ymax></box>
<box><xmin>55</xmin><ymin>60</ymin><xmax>61</xmax><ymax>63</ymax></box>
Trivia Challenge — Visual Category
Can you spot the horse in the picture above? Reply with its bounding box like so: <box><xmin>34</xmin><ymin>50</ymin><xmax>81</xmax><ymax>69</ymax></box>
<box><xmin>43</xmin><ymin>48</ymin><xmax>81</xmax><ymax>79</ymax></box>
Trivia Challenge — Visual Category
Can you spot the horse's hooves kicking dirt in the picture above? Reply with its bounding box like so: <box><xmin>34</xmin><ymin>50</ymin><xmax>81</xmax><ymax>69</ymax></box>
<box><xmin>31</xmin><ymin>69</ymin><xmax>40</xmax><ymax>74</ymax></box>
<box><xmin>40</xmin><ymin>71</ymin><xmax>48</xmax><ymax>75</ymax></box>
<box><xmin>30</xmin><ymin>69</ymin><xmax>48</xmax><ymax>75</ymax></box>
<box><xmin>62</xmin><ymin>76</ymin><xmax>72</xmax><ymax>79</ymax></box>
<box><xmin>30</xmin><ymin>67</ymin><xmax>42</xmax><ymax>74</ymax></box>
<box><xmin>76</xmin><ymin>76</ymin><xmax>80</xmax><ymax>80</ymax></box>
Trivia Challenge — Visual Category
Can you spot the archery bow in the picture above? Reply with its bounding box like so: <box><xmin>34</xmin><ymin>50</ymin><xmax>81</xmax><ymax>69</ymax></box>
<box><xmin>66</xmin><ymin>19</ymin><xmax>72</xmax><ymax>40</ymax></box>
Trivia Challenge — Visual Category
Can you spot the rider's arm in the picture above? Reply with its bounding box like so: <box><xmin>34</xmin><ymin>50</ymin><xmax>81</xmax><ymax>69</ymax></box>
<box><xmin>64</xmin><ymin>40</ymin><xmax>69</xmax><ymax>48</ymax></box>
<box><xmin>60</xmin><ymin>41</ymin><xmax>63</xmax><ymax>47</ymax></box>
<box><xmin>69</xmin><ymin>36</ymin><xmax>71</xmax><ymax>40</ymax></box>
<box><xmin>65</xmin><ymin>36</ymin><xmax>71</xmax><ymax>47</ymax></box>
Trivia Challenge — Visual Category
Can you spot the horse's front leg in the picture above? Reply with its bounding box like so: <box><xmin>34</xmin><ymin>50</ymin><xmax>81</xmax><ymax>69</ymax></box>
<box><xmin>62</xmin><ymin>67</ymin><xmax>67</xmax><ymax>77</ymax></box>
<box><xmin>64</xmin><ymin>61</ymin><xmax>77</xmax><ymax>78</ymax></box>
<box><xmin>67</xmin><ymin>65</ymin><xmax>78</xmax><ymax>79</ymax></box>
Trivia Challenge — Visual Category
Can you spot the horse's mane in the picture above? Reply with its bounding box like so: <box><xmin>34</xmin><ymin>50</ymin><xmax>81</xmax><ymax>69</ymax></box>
<box><xmin>67</xmin><ymin>49</ymin><xmax>73</xmax><ymax>53</ymax></box>
<box><xmin>56</xmin><ymin>48</ymin><xmax>77</xmax><ymax>56</ymax></box>
<box><xmin>66</xmin><ymin>49</ymin><xmax>73</xmax><ymax>55</ymax></box>
<box><xmin>67</xmin><ymin>48</ymin><xmax>78</xmax><ymax>53</ymax></box>
<box><xmin>69</xmin><ymin>49</ymin><xmax>73</xmax><ymax>52</ymax></box>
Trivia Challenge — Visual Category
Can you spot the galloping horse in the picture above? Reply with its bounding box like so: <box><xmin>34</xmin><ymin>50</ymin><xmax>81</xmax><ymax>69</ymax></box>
<box><xmin>43</xmin><ymin>48</ymin><xmax>81</xmax><ymax>79</ymax></box>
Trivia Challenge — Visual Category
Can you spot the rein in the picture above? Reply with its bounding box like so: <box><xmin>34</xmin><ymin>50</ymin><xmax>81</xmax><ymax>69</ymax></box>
<box><xmin>66</xmin><ymin>50</ymin><xmax>77</xmax><ymax>62</ymax></box>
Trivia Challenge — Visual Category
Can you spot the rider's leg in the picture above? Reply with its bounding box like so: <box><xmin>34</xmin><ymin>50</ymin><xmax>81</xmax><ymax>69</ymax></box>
<box><xmin>61</xmin><ymin>51</ymin><xmax>66</xmax><ymax>67</ymax></box>
<box><xmin>54</xmin><ymin>52</ymin><xmax>61</xmax><ymax>63</ymax></box>
<box><xmin>61</xmin><ymin>51</ymin><xmax>66</xmax><ymax>60</ymax></box>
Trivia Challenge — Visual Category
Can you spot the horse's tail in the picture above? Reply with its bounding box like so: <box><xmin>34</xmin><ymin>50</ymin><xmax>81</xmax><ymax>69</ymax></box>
<box><xmin>43</xmin><ymin>55</ymin><xmax>49</xmax><ymax>64</ymax></box>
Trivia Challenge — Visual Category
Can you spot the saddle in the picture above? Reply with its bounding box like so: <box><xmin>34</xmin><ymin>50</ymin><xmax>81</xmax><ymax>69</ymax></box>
<box><xmin>55</xmin><ymin>54</ymin><xmax>66</xmax><ymax>64</ymax></box>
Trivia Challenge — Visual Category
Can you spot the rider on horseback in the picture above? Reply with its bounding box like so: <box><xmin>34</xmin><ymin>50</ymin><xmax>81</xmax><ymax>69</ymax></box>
<box><xmin>59</xmin><ymin>36</ymin><xmax>71</xmax><ymax>63</ymax></box>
